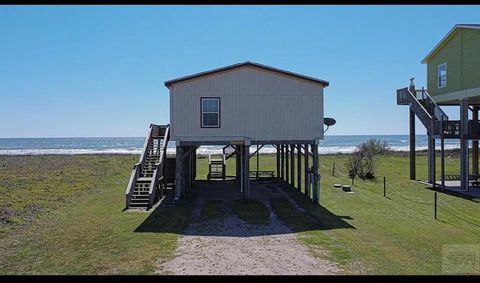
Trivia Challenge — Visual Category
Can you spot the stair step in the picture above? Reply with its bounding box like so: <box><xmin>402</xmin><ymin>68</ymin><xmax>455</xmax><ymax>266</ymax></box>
<box><xmin>133</xmin><ymin>193</ymin><xmax>149</xmax><ymax>197</ymax></box>
<box><xmin>131</xmin><ymin>197</ymin><xmax>149</xmax><ymax>201</ymax></box>
<box><xmin>130</xmin><ymin>202</ymin><xmax>148</xmax><ymax>206</ymax></box>
<box><xmin>129</xmin><ymin>203</ymin><xmax>148</xmax><ymax>207</ymax></box>
<box><xmin>132</xmin><ymin>197</ymin><xmax>149</xmax><ymax>201</ymax></box>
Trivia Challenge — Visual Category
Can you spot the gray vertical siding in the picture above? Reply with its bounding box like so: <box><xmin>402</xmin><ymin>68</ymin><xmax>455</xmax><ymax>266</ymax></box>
<box><xmin>169</xmin><ymin>66</ymin><xmax>325</xmax><ymax>142</ymax></box>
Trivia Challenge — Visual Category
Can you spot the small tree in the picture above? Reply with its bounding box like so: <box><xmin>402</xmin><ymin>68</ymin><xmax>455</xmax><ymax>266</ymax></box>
<box><xmin>347</xmin><ymin>150</ymin><xmax>362</xmax><ymax>179</ymax></box>
<box><xmin>346</xmin><ymin>139</ymin><xmax>389</xmax><ymax>180</ymax></box>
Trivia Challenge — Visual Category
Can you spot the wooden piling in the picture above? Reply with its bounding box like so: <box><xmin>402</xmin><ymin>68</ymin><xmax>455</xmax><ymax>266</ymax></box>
<box><xmin>409</xmin><ymin>108</ymin><xmax>416</xmax><ymax>180</ymax></box>
<box><xmin>280</xmin><ymin>145</ymin><xmax>284</xmax><ymax>180</ymax></box>
<box><xmin>304</xmin><ymin>144</ymin><xmax>309</xmax><ymax>198</ymax></box>
<box><xmin>297</xmin><ymin>144</ymin><xmax>301</xmax><ymax>191</ymax></box>
<box><xmin>256</xmin><ymin>144</ymin><xmax>260</xmax><ymax>179</ymax></box>
<box><xmin>175</xmin><ymin>146</ymin><xmax>185</xmax><ymax>201</ymax></box>
<box><xmin>244</xmin><ymin>145</ymin><xmax>250</xmax><ymax>199</ymax></box>
<box><xmin>312</xmin><ymin>143</ymin><xmax>319</xmax><ymax>203</ymax></box>
<box><xmin>473</xmin><ymin>107</ymin><xmax>479</xmax><ymax>175</ymax></box>
<box><xmin>285</xmin><ymin>145</ymin><xmax>290</xmax><ymax>184</ymax></box>
<box><xmin>460</xmin><ymin>99</ymin><xmax>469</xmax><ymax>190</ymax></box>
<box><xmin>290</xmin><ymin>144</ymin><xmax>295</xmax><ymax>187</ymax></box>
<box><xmin>276</xmin><ymin>144</ymin><xmax>280</xmax><ymax>179</ymax></box>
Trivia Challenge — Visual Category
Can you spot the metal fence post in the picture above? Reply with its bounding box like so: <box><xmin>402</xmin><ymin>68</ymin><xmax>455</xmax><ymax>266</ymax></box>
<box><xmin>384</xmin><ymin>177</ymin><xmax>386</xmax><ymax>197</ymax></box>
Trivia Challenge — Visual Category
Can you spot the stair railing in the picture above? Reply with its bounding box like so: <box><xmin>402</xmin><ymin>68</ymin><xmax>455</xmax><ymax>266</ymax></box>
<box><xmin>403</xmin><ymin>87</ymin><xmax>433</xmax><ymax>130</ymax></box>
<box><xmin>125</xmin><ymin>163</ymin><xmax>141</xmax><ymax>209</ymax></box>
<box><xmin>397</xmin><ymin>87</ymin><xmax>449</xmax><ymax>137</ymax></box>
<box><xmin>138</xmin><ymin>124</ymin><xmax>154</xmax><ymax>173</ymax></box>
<box><xmin>125</xmin><ymin>125</ymin><xmax>154</xmax><ymax>209</ymax></box>
<box><xmin>147</xmin><ymin>125</ymin><xmax>170</xmax><ymax>210</ymax></box>
<box><xmin>419</xmin><ymin>88</ymin><xmax>449</xmax><ymax>121</ymax></box>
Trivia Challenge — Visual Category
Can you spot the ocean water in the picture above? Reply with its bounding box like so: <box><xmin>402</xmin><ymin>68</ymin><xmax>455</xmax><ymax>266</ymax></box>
<box><xmin>0</xmin><ymin>135</ymin><xmax>462</xmax><ymax>156</ymax></box>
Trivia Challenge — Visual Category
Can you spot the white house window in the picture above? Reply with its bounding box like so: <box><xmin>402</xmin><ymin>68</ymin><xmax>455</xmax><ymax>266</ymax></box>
<box><xmin>201</xmin><ymin>97</ymin><xmax>220</xmax><ymax>128</ymax></box>
<box><xmin>438</xmin><ymin>63</ymin><xmax>447</xmax><ymax>88</ymax></box>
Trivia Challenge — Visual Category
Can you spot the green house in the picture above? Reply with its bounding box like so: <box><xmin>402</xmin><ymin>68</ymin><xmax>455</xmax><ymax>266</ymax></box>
<box><xmin>422</xmin><ymin>24</ymin><xmax>480</xmax><ymax>104</ymax></box>
<box><xmin>397</xmin><ymin>24</ymin><xmax>480</xmax><ymax>194</ymax></box>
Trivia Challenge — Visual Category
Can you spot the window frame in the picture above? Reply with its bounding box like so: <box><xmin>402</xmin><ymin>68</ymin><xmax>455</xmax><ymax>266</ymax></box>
<box><xmin>438</xmin><ymin>63</ymin><xmax>447</xmax><ymax>89</ymax></box>
<box><xmin>200</xmin><ymin>97</ymin><xmax>221</xmax><ymax>128</ymax></box>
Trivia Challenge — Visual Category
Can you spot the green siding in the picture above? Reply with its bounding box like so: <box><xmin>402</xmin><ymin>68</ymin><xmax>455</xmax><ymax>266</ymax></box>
<box><xmin>462</xmin><ymin>29</ymin><xmax>480</xmax><ymax>90</ymax></box>
<box><xmin>427</xmin><ymin>28</ymin><xmax>480</xmax><ymax>97</ymax></box>
<box><xmin>427</xmin><ymin>30</ymin><xmax>462</xmax><ymax>96</ymax></box>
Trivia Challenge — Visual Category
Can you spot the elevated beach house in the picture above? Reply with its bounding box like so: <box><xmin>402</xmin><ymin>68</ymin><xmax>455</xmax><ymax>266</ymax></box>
<box><xmin>397</xmin><ymin>24</ymin><xmax>480</xmax><ymax>196</ymax></box>
<box><xmin>126</xmin><ymin>62</ymin><xmax>331</xmax><ymax>209</ymax></box>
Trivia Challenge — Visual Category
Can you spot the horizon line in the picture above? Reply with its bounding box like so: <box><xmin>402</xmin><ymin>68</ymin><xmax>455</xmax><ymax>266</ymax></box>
<box><xmin>0</xmin><ymin>133</ymin><xmax>428</xmax><ymax>139</ymax></box>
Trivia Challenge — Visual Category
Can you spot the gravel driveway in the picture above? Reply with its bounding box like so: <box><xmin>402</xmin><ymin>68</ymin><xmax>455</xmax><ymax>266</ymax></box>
<box><xmin>155</xmin><ymin>181</ymin><xmax>341</xmax><ymax>275</ymax></box>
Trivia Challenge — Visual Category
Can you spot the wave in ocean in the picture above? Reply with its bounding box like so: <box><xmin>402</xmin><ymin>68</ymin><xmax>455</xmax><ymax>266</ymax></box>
<box><xmin>0</xmin><ymin>144</ymin><xmax>463</xmax><ymax>156</ymax></box>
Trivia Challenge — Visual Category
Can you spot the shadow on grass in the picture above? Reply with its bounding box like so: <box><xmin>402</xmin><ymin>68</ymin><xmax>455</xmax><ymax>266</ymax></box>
<box><xmin>422</xmin><ymin>183</ymin><xmax>480</xmax><ymax>202</ymax></box>
<box><xmin>133</xmin><ymin>191</ymin><xmax>197</xmax><ymax>234</ymax></box>
<box><xmin>134</xmin><ymin>180</ymin><xmax>355</xmax><ymax>236</ymax></box>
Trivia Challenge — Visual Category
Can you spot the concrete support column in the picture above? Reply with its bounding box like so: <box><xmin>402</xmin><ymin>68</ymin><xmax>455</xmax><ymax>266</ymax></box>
<box><xmin>312</xmin><ymin>143</ymin><xmax>320</xmax><ymax>204</ymax></box>
<box><xmin>409</xmin><ymin>108</ymin><xmax>416</xmax><ymax>180</ymax></box>
<box><xmin>304</xmin><ymin>144</ymin><xmax>309</xmax><ymax>198</ymax></box>
<box><xmin>460</xmin><ymin>99</ymin><xmax>469</xmax><ymax>190</ymax></box>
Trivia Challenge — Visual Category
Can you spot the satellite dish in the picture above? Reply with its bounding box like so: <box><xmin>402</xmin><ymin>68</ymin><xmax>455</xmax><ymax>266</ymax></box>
<box><xmin>323</xmin><ymin>117</ymin><xmax>336</xmax><ymax>133</ymax></box>
<box><xmin>324</xmin><ymin>117</ymin><xmax>336</xmax><ymax>127</ymax></box>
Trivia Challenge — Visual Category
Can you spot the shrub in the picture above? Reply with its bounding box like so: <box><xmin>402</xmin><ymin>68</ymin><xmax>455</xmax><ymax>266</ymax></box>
<box><xmin>346</xmin><ymin>139</ymin><xmax>389</xmax><ymax>180</ymax></box>
<box><xmin>358</xmin><ymin>139</ymin><xmax>391</xmax><ymax>156</ymax></box>
<box><xmin>347</xmin><ymin>151</ymin><xmax>362</xmax><ymax>179</ymax></box>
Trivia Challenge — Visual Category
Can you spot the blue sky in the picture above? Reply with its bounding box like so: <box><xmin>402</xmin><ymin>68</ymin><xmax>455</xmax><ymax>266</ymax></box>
<box><xmin>1</xmin><ymin>5</ymin><xmax>479</xmax><ymax>138</ymax></box>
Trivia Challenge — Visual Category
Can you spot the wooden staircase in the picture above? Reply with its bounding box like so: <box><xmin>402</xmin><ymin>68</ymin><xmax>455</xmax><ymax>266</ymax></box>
<box><xmin>397</xmin><ymin>87</ymin><xmax>449</xmax><ymax>138</ymax></box>
<box><xmin>126</xmin><ymin>124</ymin><xmax>170</xmax><ymax>210</ymax></box>
<box><xmin>207</xmin><ymin>154</ymin><xmax>226</xmax><ymax>180</ymax></box>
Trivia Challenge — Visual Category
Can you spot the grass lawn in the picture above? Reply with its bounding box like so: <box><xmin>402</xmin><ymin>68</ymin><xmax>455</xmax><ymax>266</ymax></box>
<box><xmin>196</xmin><ymin>153</ymin><xmax>480</xmax><ymax>274</ymax></box>
<box><xmin>0</xmin><ymin>155</ymin><xmax>196</xmax><ymax>275</ymax></box>
<box><xmin>1</xmin><ymin>153</ymin><xmax>479</xmax><ymax>274</ymax></box>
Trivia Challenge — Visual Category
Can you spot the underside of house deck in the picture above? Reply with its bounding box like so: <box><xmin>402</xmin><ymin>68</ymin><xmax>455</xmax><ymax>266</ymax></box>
<box><xmin>173</xmin><ymin>141</ymin><xmax>321</xmax><ymax>206</ymax></box>
<box><xmin>125</xmin><ymin>124</ymin><xmax>323</xmax><ymax>210</ymax></box>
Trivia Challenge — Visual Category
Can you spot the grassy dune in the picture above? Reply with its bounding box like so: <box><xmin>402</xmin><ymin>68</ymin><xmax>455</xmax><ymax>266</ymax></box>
<box><xmin>0</xmin><ymin>154</ymin><xmax>479</xmax><ymax>274</ymax></box>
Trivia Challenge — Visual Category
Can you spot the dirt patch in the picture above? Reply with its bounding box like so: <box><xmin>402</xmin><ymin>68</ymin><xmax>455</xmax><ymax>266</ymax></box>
<box><xmin>156</xmin><ymin>181</ymin><xmax>341</xmax><ymax>275</ymax></box>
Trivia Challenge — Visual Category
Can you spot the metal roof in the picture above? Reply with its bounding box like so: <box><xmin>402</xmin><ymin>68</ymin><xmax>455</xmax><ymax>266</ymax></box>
<box><xmin>164</xmin><ymin>61</ymin><xmax>329</xmax><ymax>88</ymax></box>
<box><xmin>421</xmin><ymin>24</ymin><xmax>480</xmax><ymax>64</ymax></box>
